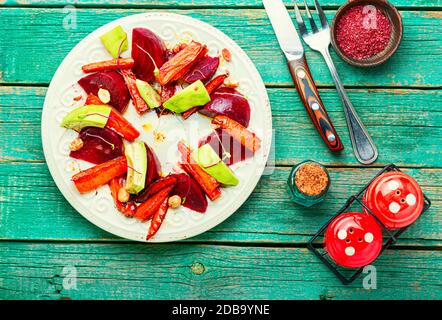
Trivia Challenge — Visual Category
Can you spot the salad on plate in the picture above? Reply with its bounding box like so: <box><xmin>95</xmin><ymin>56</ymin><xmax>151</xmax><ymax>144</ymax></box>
<box><xmin>60</xmin><ymin>24</ymin><xmax>263</xmax><ymax>240</ymax></box>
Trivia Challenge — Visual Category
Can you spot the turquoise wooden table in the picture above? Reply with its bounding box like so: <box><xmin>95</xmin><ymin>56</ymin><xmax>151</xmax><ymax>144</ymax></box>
<box><xmin>0</xmin><ymin>0</ymin><xmax>441</xmax><ymax>300</ymax></box>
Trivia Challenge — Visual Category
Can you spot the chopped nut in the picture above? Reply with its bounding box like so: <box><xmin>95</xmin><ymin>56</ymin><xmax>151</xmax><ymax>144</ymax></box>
<box><xmin>73</xmin><ymin>95</ymin><xmax>83</xmax><ymax>101</ymax></box>
<box><xmin>118</xmin><ymin>187</ymin><xmax>130</xmax><ymax>203</ymax></box>
<box><xmin>221</xmin><ymin>48</ymin><xmax>232</xmax><ymax>61</ymax></box>
<box><xmin>223</xmin><ymin>76</ymin><xmax>239</xmax><ymax>88</ymax></box>
<box><xmin>67</xmin><ymin>161</ymin><xmax>81</xmax><ymax>174</ymax></box>
<box><xmin>153</xmin><ymin>130</ymin><xmax>166</xmax><ymax>142</ymax></box>
<box><xmin>168</xmin><ymin>195</ymin><xmax>182</xmax><ymax>209</ymax></box>
<box><xmin>69</xmin><ymin>138</ymin><xmax>84</xmax><ymax>151</ymax></box>
<box><xmin>98</xmin><ymin>88</ymin><xmax>111</xmax><ymax>104</ymax></box>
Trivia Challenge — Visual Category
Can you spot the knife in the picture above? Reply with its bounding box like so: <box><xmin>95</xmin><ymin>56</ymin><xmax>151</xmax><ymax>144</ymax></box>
<box><xmin>263</xmin><ymin>0</ymin><xmax>344</xmax><ymax>152</ymax></box>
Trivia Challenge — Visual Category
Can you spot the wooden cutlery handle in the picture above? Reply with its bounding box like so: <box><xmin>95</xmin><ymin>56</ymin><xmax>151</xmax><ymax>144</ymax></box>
<box><xmin>288</xmin><ymin>57</ymin><xmax>344</xmax><ymax>152</ymax></box>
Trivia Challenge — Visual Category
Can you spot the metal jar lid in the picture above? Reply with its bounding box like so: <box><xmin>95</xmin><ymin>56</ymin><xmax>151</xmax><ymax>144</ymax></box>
<box><xmin>363</xmin><ymin>171</ymin><xmax>424</xmax><ymax>229</ymax></box>
<box><xmin>325</xmin><ymin>212</ymin><xmax>383</xmax><ymax>268</ymax></box>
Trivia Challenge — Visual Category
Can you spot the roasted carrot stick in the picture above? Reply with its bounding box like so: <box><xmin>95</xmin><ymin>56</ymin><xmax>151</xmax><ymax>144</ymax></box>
<box><xmin>177</xmin><ymin>141</ymin><xmax>221</xmax><ymax>201</ymax></box>
<box><xmin>72</xmin><ymin>156</ymin><xmax>127</xmax><ymax>193</ymax></box>
<box><xmin>203</xmin><ymin>184</ymin><xmax>221</xmax><ymax>202</ymax></box>
<box><xmin>146</xmin><ymin>197</ymin><xmax>169</xmax><ymax>240</ymax></box>
<box><xmin>82</xmin><ymin>58</ymin><xmax>134</xmax><ymax>73</ymax></box>
<box><xmin>157</xmin><ymin>41</ymin><xmax>208</xmax><ymax>86</ymax></box>
<box><xmin>179</xmin><ymin>163</ymin><xmax>221</xmax><ymax>201</ymax></box>
<box><xmin>212</xmin><ymin>116</ymin><xmax>261</xmax><ymax>153</ymax></box>
<box><xmin>109</xmin><ymin>176</ymin><xmax>137</xmax><ymax>217</ymax></box>
<box><xmin>133</xmin><ymin>175</ymin><xmax>177</xmax><ymax>203</ymax></box>
<box><xmin>181</xmin><ymin>74</ymin><xmax>228</xmax><ymax>120</ymax></box>
<box><xmin>134</xmin><ymin>186</ymin><xmax>174</xmax><ymax>221</ymax></box>
<box><xmin>106</xmin><ymin>108</ymin><xmax>140</xmax><ymax>142</ymax></box>
<box><xmin>205</xmin><ymin>74</ymin><xmax>228</xmax><ymax>94</ymax></box>
<box><xmin>121</xmin><ymin>69</ymin><xmax>149</xmax><ymax>114</ymax></box>
<box><xmin>85</xmin><ymin>94</ymin><xmax>103</xmax><ymax>105</ymax></box>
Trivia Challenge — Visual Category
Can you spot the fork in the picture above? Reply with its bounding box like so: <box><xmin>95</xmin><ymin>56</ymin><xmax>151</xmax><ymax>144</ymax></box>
<box><xmin>294</xmin><ymin>0</ymin><xmax>378</xmax><ymax>165</ymax></box>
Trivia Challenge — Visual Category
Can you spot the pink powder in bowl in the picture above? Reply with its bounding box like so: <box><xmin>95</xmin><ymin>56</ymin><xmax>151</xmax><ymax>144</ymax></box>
<box><xmin>335</xmin><ymin>5</ymin><xmax>392</xmax><ymax>60</ymax></box>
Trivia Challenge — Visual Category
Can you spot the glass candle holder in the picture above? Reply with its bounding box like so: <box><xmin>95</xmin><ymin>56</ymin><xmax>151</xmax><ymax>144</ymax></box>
<box><xmin>287</xmin><ymin>160</ymin><xmax>331</xmax><ymax>207</ymax></box>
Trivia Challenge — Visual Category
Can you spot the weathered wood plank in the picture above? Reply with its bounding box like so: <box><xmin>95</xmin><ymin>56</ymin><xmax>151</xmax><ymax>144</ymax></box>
<box><xmin>0</xmin><ymin>242</ymin><xmax>440</xmax><ymax>300</ymax></box>
<box><xmin>3</xmin><ymin>0</ymin><xmax>442</xmax><ymax>8</ymax></box>
<box><xmin>0</xmin><ymin>162</ymin><xmax>439</xmax><ymax>244</ymax></box>
<box><xmin>1</xmin><ymin>86</ymin><xmax>441</xmax><ymax>167</ymax></box>
<box><xmin>0</xmin><ymin>8</ymin><xmax>440</xmax><ymax>87</ymax></box>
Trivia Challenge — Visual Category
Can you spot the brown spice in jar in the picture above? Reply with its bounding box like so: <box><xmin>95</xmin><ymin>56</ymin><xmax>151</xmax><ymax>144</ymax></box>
<box><xmin>295</xmin><ymin>163</ymin><xmax>329</xmax><ymax>196</ymax></box>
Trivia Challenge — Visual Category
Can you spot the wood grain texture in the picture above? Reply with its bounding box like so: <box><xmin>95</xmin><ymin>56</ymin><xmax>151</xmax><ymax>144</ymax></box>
<box><xmin>0</xmin><ymin>162</ymin><xmax>439</xmax><ymax>244</ymax></box>
<box><xmin>0</xmin><ymin>9</ymin><xmax>441</xmax><ymax>87</ymax></box>
<box><xmin>0</xmin><ymin>242</ymin><xmax>441</xmax><ymax>300</ymax></box>
<box><xmin>1</xmin><ymin>86</ymin><xmax>440</xmax><ymax>166</ymax></box>
<box><xmin>3</xmin><ymin>0</ymin><xmax>442</xmax><ymax>8</ymax></box>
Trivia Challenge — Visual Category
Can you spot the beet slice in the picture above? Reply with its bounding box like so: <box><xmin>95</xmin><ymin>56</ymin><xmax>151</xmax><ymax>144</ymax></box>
<box><xmin>146</xmin><ymin>143</ymin><xmax>161</xmax><ymax>187</ymax></box>
<box><xmin>200</xmin><ymin>128</ymin><xmax>253</xmax><ymax>166</ymax></box>
<box><xmin>172</xmin><ymin>173</ymin><xmax>208</xmax><ymax>213</ymax></box>
<box><xmin>182</xmin><ymin>56</ymin><xmax>219</xmax><ymax>83</ymax></box>
<box><xmin>160</xmin><ymin>84</ymin><xmax>176</xmax><ymax>103</ymax></box>
<box><xmin>70</xmin><ymin>127</ymin><xmax>124</xmax><ymax>164</ymax></box>
<box><xmin>78</xmin><ymin>71</ymin><xmax>130</xmax><ymax>113</ymax></box>
<box><xmin>132</xmin><ymin>28</ymin><xmax>166</xmax><ymax>82</ymax></box>
<box><xmin>199</xmin><ymin>87</ymin><xmax>251</xmax><ymax>127</ymax></box>
<box><xmin>155</xmin><ymin>84</ymin><xmax>176</xmax><ymax>117</ymax></box>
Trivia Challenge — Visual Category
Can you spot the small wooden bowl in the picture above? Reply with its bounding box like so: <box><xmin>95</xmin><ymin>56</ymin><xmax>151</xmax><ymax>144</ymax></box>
<box><xmin>330</xmin><ymin>0</ymin><xmax>403</xmax><ymax>67</ymax></box>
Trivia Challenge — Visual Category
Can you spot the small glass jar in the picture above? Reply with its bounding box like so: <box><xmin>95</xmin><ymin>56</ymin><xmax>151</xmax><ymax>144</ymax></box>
<box><xmin>287</xmin><ymin>160</ymin><xmax>331</xmax><ymax>207</ymax></box>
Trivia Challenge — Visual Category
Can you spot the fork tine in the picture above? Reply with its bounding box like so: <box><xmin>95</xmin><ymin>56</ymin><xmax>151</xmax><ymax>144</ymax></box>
<box><xmin>314</xmin><ymin>0</ymin><xmax>329</xmax><ymax>28</ymax></box>
<box><xmin>294</xmin><ymin>3</ymin><xmax>309</xmax><ymax>37</ymax></box>
<box><xmin>303</xmin><ymin>0</ymin><xmax>319</xmax><ymax>32</ymax></box>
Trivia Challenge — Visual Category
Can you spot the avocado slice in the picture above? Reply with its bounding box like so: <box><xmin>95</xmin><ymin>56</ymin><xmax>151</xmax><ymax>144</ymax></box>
<box><xmin>136</xmin><ymin>79</ymin><xmax>161</xmax><ymax>109</ymax></box>
<box><xmin>124</xmin><ymin>141</ymin><xmax>147</xmax><ymax>194</ymax></box>
<box><xmin>100</xmin><ymin>25</ymin><xmax>128</xmax><ymax>58</ymax></box>
<box><xmin>61</xmin><ymin>105</ymin><xmax>111</xmax><ymax>132</ymax></box>
<box><xmin>163</xmin><ymin>80</ymin><xmax>210</xmax><ymax>113</ymax></box>
<box><xmin>193</xmin><ymin>144</ymin><xmax>239</xmax><ymax>186</ymax></box>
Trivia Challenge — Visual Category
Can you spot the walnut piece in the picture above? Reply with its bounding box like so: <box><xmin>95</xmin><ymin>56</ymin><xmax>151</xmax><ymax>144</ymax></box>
<box><xmin>69</xmin><ymin>138</ymin><xmax>84</xmax><ymax>152</ymax></box>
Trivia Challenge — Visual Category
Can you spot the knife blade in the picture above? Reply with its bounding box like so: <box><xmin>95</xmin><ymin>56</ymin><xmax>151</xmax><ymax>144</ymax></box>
<box><xmin>263</xmin><ymin>0</ymin><xmax>344</xmax><ymax>152</ymax></box>
<box><xmin>262</xmin><ymin>0</ymin><xmax>304</xmax><ymax>61</ymax></box>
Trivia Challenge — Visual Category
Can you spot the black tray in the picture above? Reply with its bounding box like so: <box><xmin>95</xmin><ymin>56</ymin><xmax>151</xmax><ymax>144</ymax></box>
<box><xmin>307</xmin><ymin>164</ymin><xmax>432</xmax><ymax>285</ymax></box>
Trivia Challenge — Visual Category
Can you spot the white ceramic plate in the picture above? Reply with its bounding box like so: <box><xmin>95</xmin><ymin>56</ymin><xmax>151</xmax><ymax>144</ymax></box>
<box><xmin>42</xmin><ymin>12</ymin><xmax>272</xmax><ymax>242</ymax></box>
